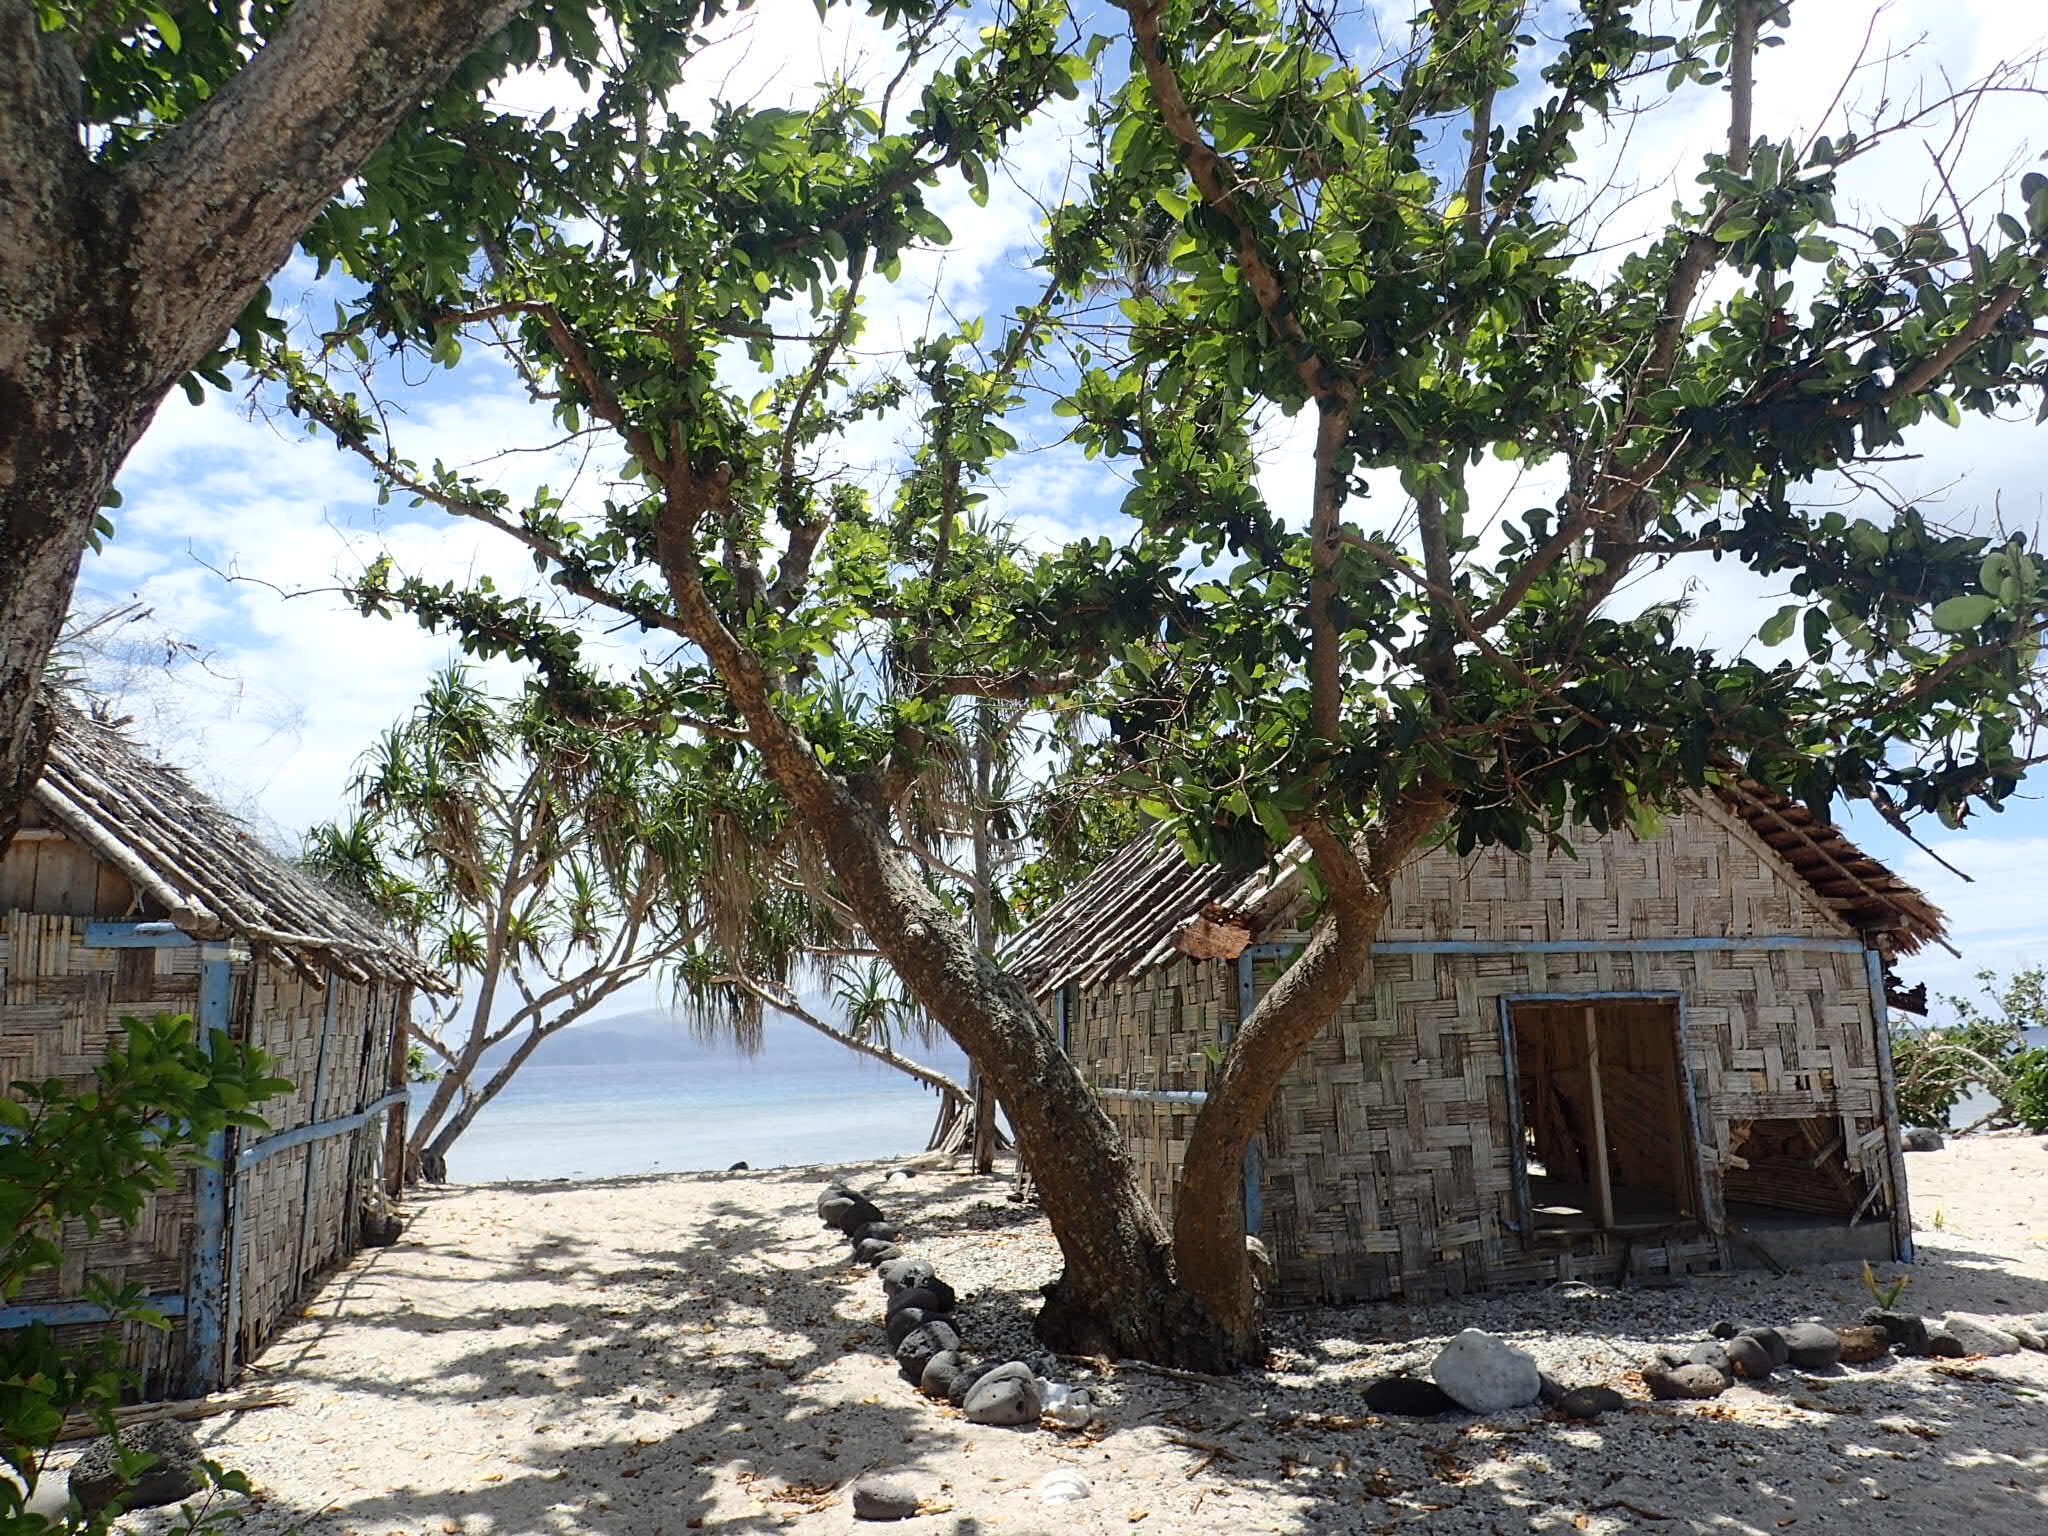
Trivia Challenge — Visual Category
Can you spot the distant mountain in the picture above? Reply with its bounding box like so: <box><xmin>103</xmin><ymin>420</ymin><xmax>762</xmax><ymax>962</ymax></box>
<box><xmin>474</xmin><ymin>1004</ymin><xmax>969</xmax><ymax>1076</ymax></box>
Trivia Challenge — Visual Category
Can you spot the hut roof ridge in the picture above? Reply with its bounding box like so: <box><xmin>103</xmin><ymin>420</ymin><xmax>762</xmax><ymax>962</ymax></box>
<box><xmin>27</xmin><ymin>696</ymin><xmax>444</xmax><ymax>991</ymax></box>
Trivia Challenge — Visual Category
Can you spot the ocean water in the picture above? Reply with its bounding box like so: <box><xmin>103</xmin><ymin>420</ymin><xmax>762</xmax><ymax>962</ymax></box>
<box><xmin>435</xmin><ymin>1016</ymin><xmax>970</xmax><ymax>1183</ymax></box>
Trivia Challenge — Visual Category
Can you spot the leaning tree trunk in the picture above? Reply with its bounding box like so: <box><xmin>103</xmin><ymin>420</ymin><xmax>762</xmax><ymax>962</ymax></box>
<box><xmin>658</xmin><ymin>530</ymin><xmax>1242</xmax><ymax>1368</ymax></box>
<box><xmin>0</xmin><ymin>0</ymin><xmax>524</xmax><ymax>851</ymax></box>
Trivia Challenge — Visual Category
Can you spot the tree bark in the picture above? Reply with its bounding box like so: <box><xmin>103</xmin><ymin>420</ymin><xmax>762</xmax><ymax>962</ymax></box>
<box><xmin>0</xmin><ymin>0</ymin><xmax>523</xmax><ymax>850</ymax></box>
<box><xmin>655</xmin><ymin>513</ymin><xmax>1241</xmax><ymax>1368</ymax></box>
<box><xmin>1168</xmin><ymin>801</ymin><xmax>1446</xmax><ymax>1356</ymax></box>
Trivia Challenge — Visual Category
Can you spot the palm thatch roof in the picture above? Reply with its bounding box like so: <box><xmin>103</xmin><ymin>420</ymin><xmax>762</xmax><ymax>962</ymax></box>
<box><xmin>1006</xmin><ymin>788</ymin><xmax>1947</xmax><ymax>995</ymax></box>
<box><xmin>25</xmin><ymin>698</ymin><xmax>443</xmax><ymax>990</ymax></box>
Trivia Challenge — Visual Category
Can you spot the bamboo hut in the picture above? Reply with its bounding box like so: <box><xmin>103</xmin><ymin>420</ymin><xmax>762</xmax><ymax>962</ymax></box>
<box><xmin>0</xmin><ymin>700</ymin><xmax>443</xmax><ymax>1395</ymax></box>
<box><xmin>1008</xmin><ymin>791</ymin><xmax>1945</xmax><ymax>1305</ymax></box>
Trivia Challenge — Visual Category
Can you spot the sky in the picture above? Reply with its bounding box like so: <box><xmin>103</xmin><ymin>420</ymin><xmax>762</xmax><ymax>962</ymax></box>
<box><xmin>63</xmin><ymin>0</ymin><xmax>2048</xmax><ymax>1018</ymax></box>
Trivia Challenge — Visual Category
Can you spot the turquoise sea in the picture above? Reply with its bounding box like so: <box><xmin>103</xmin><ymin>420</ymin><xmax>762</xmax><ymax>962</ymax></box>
<box><xmin>435</xmin><ymin>1011</ymin><xmax>971</xmax><ymax>1183</ymax></box>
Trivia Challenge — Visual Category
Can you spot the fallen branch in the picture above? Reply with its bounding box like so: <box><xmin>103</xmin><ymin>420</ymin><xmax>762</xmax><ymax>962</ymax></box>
<box><xmin>60</xmin><ymin>1386</ymin><xmax>291</xmax><ymax>1442</ymax></box>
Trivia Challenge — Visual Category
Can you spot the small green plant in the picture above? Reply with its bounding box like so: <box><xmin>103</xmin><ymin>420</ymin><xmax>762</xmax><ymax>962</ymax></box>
<box><xmin>0</xmin><ymin>1011</ymin><xmax>289</xmax><ymax>1532</ymax></box>
<box><xmin>1860</xmin><ymin>1260</ymin><xmax>1912</xmax><ymax>1310</ymax></box>
<box><xmin>1933</xmin><ymin>1205</ymin><xmax>1947</xmax><ymax>1231</ymax></box>
<box><xmin>1891</xmin><ymin>967</ymin><xmax>2048</xmax><ymax>1130</ymax></box>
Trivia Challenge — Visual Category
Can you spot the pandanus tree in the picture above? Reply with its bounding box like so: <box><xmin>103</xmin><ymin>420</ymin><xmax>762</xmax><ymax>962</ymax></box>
<box><xmin>270</xmin><ymin>0</ymin><xmax>2048</xmax><ymax>1365</ymax></box>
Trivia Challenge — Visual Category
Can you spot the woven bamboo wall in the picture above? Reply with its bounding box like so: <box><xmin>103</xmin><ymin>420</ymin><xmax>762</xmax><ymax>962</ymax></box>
<box><xmin>2</xmin><ymin>890</ymin><xmax>402</xmax><ymax>1395</ymax></box>
<box><xmin>1067</xmin><ymin>958</ymin><xmax>1230</xmax><ymax>1218</ymax></box>
<box><xmin>0</xmin><ymin>911</ymin><xmax>203</xmax><ymax>1390</ymax></box>
<box><xmin>1064</xmin><ymin>808</ymin><xmax>1903</xmax><ymax>1307</ymax></box>
<box><xmin>230</xmin><ymin>974</ymin><xmax>398</xmax><ymax>1371</ymax></box>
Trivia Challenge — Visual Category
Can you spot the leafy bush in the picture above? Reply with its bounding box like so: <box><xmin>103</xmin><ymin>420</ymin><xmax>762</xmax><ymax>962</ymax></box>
<box><xmin>0</xmin><ymin>1011</ymin><xmax>288</xmax><ymax>1531</ymax></box>
<box><xmin>1891</xmin><ymin>967</ymin><xmax>2047</xmax><ymax>1130</ymax></box>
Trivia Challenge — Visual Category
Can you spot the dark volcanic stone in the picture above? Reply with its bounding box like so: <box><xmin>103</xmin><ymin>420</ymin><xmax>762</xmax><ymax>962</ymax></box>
<box><xmin>919</xmin><ymin>1349</ymin><xmax>964</xmax><ymax>1399</ymax></box>
<box><xmin>1724</xmin><ymin>1334</ymin><xmax>1774</xmax><ymax>1380</ymax></box>
<box><xmin>885</xmin><ymin>1306</ymin><xmax>941</xmax><ymax>1348</ymax></box>
<box><xmin>69</xmin><ymin>1422</ymin><xmax>206</xmax><ymax>1515</ymax></box>
<box><xmin>1683</xmin><ymin>1342</ymin><xmax>1732</xmax><ymax>1376</ymax></box>
<box><xmin>1782</xmin><ymin>1322</ymin><xmax>1842</xmax><ymax>1370</ymax></box>
<box><xmin>851</xmin><ymin>1475</ymin><xmax>921</xmax><ymax>1521</ymax></box>
<box><xmin>1741</xmin><ymin>1326</ymin><xmax>1791</xmax><ymax>1368</ymax></box>
<box><xmin>1863</xmin><ymin>1309</ymin><xmax>1929</xmax><ymax>1356</ymax></box>
<box><xmin>876</xmin><ymin>1257</ymin><xmax>936</xmax><ymax>1296</ymax></box>
<box><xmin>895</xmin><ymin>1320</ymin><xmax>962</xmax><ymax>1382</ymax></box>
<box><xmin>851</xmin><ymin>1221</ymin><xmax>902</xmax><ymax>1246</ymax></box>
<box><xmin>854</xmin><ymin>1238</ymin><xmax>901</xmax><ymax>1266</ymax></box>
<box><xmin>1925</xmin><ymin>1327</ymin><xmax>1967</xmax><ymax>1359</ymax></box>
<box><xmin>821</xmin><ymin>1192</ymin><xmax>886</xmax><ymax>1232</ymax></box>
<box><xmin>1363</xmin><ymin>1376</ymin><xmax>1463</xmax><ymax>1417</ymax></box>
<box><xmin>359</xmin><ymin>1209</ymin><xmax>403</xmax><ymax>1246</ymax></box>
<box><xmin>815</xmin><ymin>1181</ymin><xmax>851</xmax><ymax>1214</ymax></box>
<box><xmin>1557</xmin><ymin>1385</ymin><xmax>1630</xmax><ymax>1420</ymax></box>
<box><xmin>1537</xmin><ymin>1372</ymin><xmax>1566</xmax><ymax>1406</ymax></box>
<box><xmin>1709</xmin><ymin>1321</ymin><xmax>1740</xmax><ymax>1340</ymax></box>
<box><xmin>1902</xmin><ymin>1127</ymin><xmax>1945</xmax><ymax>1152</ymax></box>
<box><xmin>727</xmin><ymin>1160</ymin><xmax>750</xmax><ymax>1171</ymax></box>
<box><xmin>886</xmin><ymin>1281</ymin><xmax>957</xmax><ymax>1318</ymax></box>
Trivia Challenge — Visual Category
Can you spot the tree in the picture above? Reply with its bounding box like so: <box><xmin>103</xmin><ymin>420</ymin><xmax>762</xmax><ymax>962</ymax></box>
<box><xmin>0</xmin><ymin>0</ymin><xmax>692</xmax><ymax>851</ymax></box>
<box><xmin>265</xmin><ymin>0</ymin><xmax>2048</xmax><ymax>1366</ymax></box>
<box><xmin>1892</xmin><ymin>967</ymin><xmax>2048</xmax><ymax>1130</ymax></box>
<box><xmin>309</xmin><ymin>667</ymin><xmax>971</xmax><ymax>1181</ymax></box>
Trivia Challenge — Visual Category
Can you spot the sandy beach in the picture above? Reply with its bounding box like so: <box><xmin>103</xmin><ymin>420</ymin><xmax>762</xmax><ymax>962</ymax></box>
<box><xmin>118</xmin><ymin>1136</ymin><xmax>2048</xmax><ymax>1536</ymax></box>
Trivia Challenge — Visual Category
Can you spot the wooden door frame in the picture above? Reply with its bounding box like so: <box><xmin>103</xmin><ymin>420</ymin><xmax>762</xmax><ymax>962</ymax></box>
<box><xmin>1497</xmin><ymin>990</ymin><xmax>1711</xmax><ymax>1239</ymax></box>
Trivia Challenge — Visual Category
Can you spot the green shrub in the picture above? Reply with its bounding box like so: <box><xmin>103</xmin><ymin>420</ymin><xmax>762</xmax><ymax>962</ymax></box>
<box><xmin>0</xmin><ymin>1011</ymin><xmax>288</xmax><ymax>1531</ymax></box>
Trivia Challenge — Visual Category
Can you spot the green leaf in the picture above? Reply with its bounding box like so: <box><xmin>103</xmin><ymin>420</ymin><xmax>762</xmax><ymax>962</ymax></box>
<box><xmin>1931</xmin><ymin>594</ymin><xmax>1998</xmax><ymax>633</ymax></box>
<box><xmin>1758</xmin><ymin>604</ymin><xmax>1799</xmax><ymax>646</ymax></box>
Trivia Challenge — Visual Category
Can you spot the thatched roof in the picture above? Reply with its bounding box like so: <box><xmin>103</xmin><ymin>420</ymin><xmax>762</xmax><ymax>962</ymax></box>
<box><xmin>1006</xmin><ymin>789</ymin><xmax>1947</xmax><ymax>994</ymax></box>
<box><xmin>26</xmin><ymin>700</ymin><xmax>443</xmax><ymax>991</ymax></box>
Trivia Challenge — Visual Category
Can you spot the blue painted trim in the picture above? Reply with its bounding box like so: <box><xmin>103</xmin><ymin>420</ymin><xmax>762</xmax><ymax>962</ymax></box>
<box><xmin>235</xmin><ymin>1090</ymin><xmax>409</xmax><ymax>1171</ymax></box>
<box><xmin>83</xmin><ymin>920</ymin><xmax>194</xmax><ymax>948</ymax></box>
<box><xmin>1370</xmin><ymin>935</ymin><xmax>1867</xmax><ymax>956</ymax></box>
<box><xmin>1094</xmin><ymin>1086</ymin><xmax>1209</xmax><ymax>1105</ymax></box>
<box><xmin>1866</xmin><ymin>948</ymin><xmax>1914</xmax><ymax>1263</ymax></box>
<box><xmin>0</xmin><ymin>1293</ymin><xmax>187</xmax><ymax>1330</ymax></box>
<box><xmin>1243</xmin><ymin>942</ymin><xmax>1297</xmax><ymax>959</ymax></box>
<box><xmin>186</xmin><ymin>945</ymin><xmax>234</xmax><ymax>1394</ymax></box>
<box><xmin>1231</xmin><ymin>953</ymin><xmax>1264</xmax><ymax>1237</ymax></box>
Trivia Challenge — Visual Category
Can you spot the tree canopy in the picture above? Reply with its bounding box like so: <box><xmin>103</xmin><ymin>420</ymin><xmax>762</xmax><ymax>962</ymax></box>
<box><xmin>255</xmin><ymin>0</ymin><xmax>2048</xmax><ymax>1364</ymax></box>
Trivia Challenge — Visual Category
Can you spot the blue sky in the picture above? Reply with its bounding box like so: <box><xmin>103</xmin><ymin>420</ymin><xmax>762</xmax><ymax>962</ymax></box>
<box><xmin>67</xmin><ymin>0</ymin><xmax>2048</xmax><ymax>1014</ymax></box>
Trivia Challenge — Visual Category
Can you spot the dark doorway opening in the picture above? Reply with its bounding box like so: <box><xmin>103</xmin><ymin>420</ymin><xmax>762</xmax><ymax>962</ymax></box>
<box><xmin>1508</xmin><ymin>998</ymin><xmax>1700</xmax><ymax>1233</ymax></box>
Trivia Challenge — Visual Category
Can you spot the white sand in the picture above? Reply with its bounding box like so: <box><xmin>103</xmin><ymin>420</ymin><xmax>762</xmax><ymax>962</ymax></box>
<box><xmin>121</xmin><ymin>1136</ymin><xmax>2048</xmax><ymax>1535</ymax></box>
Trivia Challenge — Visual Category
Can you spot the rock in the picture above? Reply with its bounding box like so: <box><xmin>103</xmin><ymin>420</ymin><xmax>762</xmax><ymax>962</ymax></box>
<box><xmin>820</xmin><ymin>1192</ymin><xmax>886</xmax><ymax>1232</ymax></box>
<box><xmin>886</xmin><ymin>1280</ymin><xmax>957</xmax><ymax>1317</ymax></box>
<box><xmin>919</xmin><ymin>1350</ymin><xmax>964</xmax><ymax>1399</ymax></box>
<box><xmin>1682</xmin><ymin>1342</ymin><xmax>1732</xmax><ymax>1377</ymax></box>
<box><xmin>964</xmin><ymin>1366</ymin><xmax>1043</xmax><ymax>1426</ymax></box>
<box><xmin>1537</xmin><ymin>1372</ymin><xmax>1566</xmax><ymax>1406</ymax></box>
<box><xmin>947</xmin><ymin>1359</ymin><xmax>996</xmax><ymax>1407</ymax></box>
<box><xmin>1781</xmin><ymin>1323</ymin><xmax>1841</xmax><ymax>1370</ymax></box>
<box><xmin>1741</xmin><ymin>1326</ymin><xmax>1790</xmax><ymax>1369</ymax></box>
<box><xmin>1836</xmin><ymin>1325</ymin><xmax>1889</xmax><ymax>1364</ymax></box>
<box><xmin>1556</xmin><ymin>1385</ymin><xmax>1630</xmax><ymax>1420</ymax></box>
<box><xmin>884</xmin><ymin>1169</ymin><xmax>915</xmax><ymax>1182</ymax></box>
<box><xmin>876</xmin><ymin>1257</ymin><xmax>936</xmax><ymax>1296</ymax></box>
<box><xmin>68</xmin><ymin>1422</ymin><xmax>207</xmax><ymax>1516</ymax></box>
<box><xmin>895</xmin><ymin>1321</ymin><xmax>961</xmax><ymax>1382</ymax></box>
<box><xmin>851</xmin><ymin>1476</ymin><xmax>922</xmax><ymax>1521</ymax></box>
<box><xmin>1430</xmin><ymin>1329</ymin><xmax>1543</xmax><ymax>1413</ymax></box>
<box><xmin>855</xmin><ymin>1239</ymin><xmax>902</xmax><ymax>1266</ymax></box>
<box><xmin>1709</xmin><ymin>1320</ymin><xmax>1740</xmax><ymax>1340</ymax></box>
<box><xmin>1642</xmin><ymin>1362</ymin><xmax>1730</xmax><ymax>1400</ymax></box>
<box><xmin>2009</xmin><ymin>1320</ymin><xmax>2046</xmax><ymax>1352</ymax></box>
<box><xmin>1363</xmin><ymin>1376</ymin><xmax>1463</xmax><ymax>1417</ymax></box>
<box><xmin>727</xmin><ymin>1160</ymin><xmax>749</xmax><ymax>1171</ymax></box>
<box><xmin>1246</xmin><ymin>1235</ymin><xmax>1277</xmax><ymax>1298</ymax></box>
<box><xmin>885</xmin><ymin>1307</ymin><xmax>942</xmax><ymax>1348</ymax></box>
<box><xmin>359</xmin><ymin>1208</ymin><xmax>403</xmax><ymax>1246</ymax></box>
<box><xmin>1924</xmin><ymin>1326</ymin><xmax>1967</xmax><ymax>1359</ymax></box>
<box><xmin>1941</xmin><ymin>1313</ymin><xmax>2022</xmax><ymax>1356</ymax></box>
<box><xmin>1723</xmin><ymin>1334</ymin><xmax>1775</xmax><ymax>1380</ymax></box>
<box><xmin>850</xmin><ymin>1221</ymin><xmax>902</xmax><ymax>1246</ymax></box>
<box><xmin>815</xmin><ymin>1181</ymin><xmax>851</xmax><ymax>1214</ymax></box>
<box><xmin>1902</xmin><ymin>1127</ymin><xmax>1945</xmax><ymax>1152</ymax></box>
<box><xmin>1862</xmin><ymin>1309</ymin><xmax>1929</xmax><ymax>1356</ymax></box>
